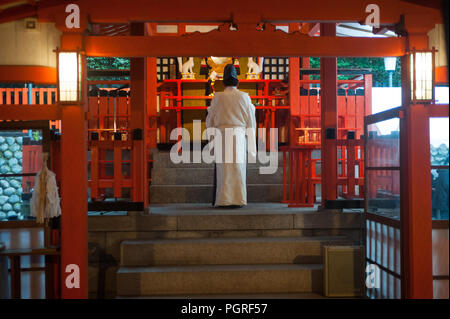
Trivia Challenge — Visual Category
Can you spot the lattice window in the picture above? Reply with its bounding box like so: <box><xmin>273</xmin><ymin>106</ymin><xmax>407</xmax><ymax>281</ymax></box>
<box><xmin>262</xmin><ymin>57</ymin><xmax>289</xmax><ymax>80</ymax></box>
<box><xmin>157</xmin><ymin>57</ymin><xmax>177</xmax><ymax>81</ymax></box>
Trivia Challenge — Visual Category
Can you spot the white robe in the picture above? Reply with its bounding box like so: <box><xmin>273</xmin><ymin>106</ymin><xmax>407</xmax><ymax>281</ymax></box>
<box><xmin>206</xmin><ymin>86</ymin><xmax>256</xmax><ymax>206</ymax></box>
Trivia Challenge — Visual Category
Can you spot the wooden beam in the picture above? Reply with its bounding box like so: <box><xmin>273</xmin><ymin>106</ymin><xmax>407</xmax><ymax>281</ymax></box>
<box><xmin>320</xmin><ymin>23</ymin><xmax>338</xmax><ymax>203</ymax></box>
<box><xmin>35</xmin><ymin>0</ymin><xmax>442</xmax><ymax>25</ymax></box>
<box><xmin>130</xmin><ymin>23</ymin><xmax>147</xmax><ymax>205</ymax></box>
<box><xmin>0</xmin><ymin>104</ymin><xmax>60</xmax><ymax>120</ymax></box>
<box><xmin>146</xmin><ymin>57</ymin><xmax>157</xmax><ymax>149</ymax></box>
<box><xmin>84</xmin><ymin>32</ymin><xmax>407</xmax><ymax>57</ymax></box>
<box><xmin>0</xmin><ymin>66</ymin><xmax>56</xmax><ymax>84</ymax></box>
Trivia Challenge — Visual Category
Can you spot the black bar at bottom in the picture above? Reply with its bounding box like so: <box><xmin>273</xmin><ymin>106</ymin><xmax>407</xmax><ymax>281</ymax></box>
<box><xmin>88</xmin><ymin>201</ymin><xmax>144</xmax><ymax>211</ymax></box>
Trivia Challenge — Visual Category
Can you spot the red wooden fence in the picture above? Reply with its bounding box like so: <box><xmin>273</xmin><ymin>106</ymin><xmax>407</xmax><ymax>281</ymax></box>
<box><xmin>281</xmin><ymin>139</ymin><xmax>365</xmax><ymax>206</ymax></box>
<box><xmin>281</xmin><ymin>145</ymin><xmax>318</xmax><ymax>207</ymax></box>
<box><xmin>0</xmin><ymin>87</ymin><xmax>60</xmax><ymax>130</ymax></box>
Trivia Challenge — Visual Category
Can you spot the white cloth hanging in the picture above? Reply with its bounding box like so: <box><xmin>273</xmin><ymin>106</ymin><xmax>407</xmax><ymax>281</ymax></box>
<box><xmin>206</xmin><ymin>86</ymin><xmax>257</xmax><ymax>206</ymax></box>
<box><xmin>30</xmin><ymin>163</ymin><xmax>61</xmax><ymax>223</ymax></box>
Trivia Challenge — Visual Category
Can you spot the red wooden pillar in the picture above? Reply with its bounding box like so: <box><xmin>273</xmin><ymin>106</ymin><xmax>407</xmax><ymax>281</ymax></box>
<box><xmin>146</xmin><ymin>57</ymin><xmax>158</xmax><ymax>149</ymax></box>
<box><xmin>398</xmin><ymin>25</ymin><xmax>434</xmax><ymax>298</ymax></box>
<box><xmin>289</xmin><ymin>23</ymin><xmax>301</xmax><ymax>146</ymax></box>
<box><xmin>289</xmin><ymin>57</ymin><xmax>300</xmax><ymax>146</ymax></box>
<box><xmin>59</xmin><ymin>33</ymin><xmax>88</xmax><ymax>299</ymax></box>
<box><xmin>320</xmin><ymin>23</ymin><xmax>338</xmax><ymax>203</ymax></box>
<box><xmin>400</xmin><ymin>104</ymin><xmax>433</xmax><ymax>298</ymax></box>
<box><xmin>146</xmin><ymin>22</ymin><xmax>158</xmax><ymax>150</ymax></box>
<box><xmin>130</xmin><ymin>23</ymin><xmax>148</xmax><ymax>206</ymax></box>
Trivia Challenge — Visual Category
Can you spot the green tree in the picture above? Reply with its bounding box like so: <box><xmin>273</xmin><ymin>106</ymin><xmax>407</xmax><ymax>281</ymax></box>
<box><xmin>310</xmin><ymin>57</ymin><xmax>401</xmax><ymax>87</ymax></box>
<box><xmin>86</xmin><ymin>57</ymin><xmax>129</xmax><ymax>70</ymax></box>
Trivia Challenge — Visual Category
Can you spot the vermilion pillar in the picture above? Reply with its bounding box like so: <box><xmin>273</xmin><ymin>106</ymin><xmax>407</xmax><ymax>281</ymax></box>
<box><xmin>130</xmin><ymin>23</ymin><xmax>147</xmax><ymax>206</ymax></box>
<box><xmin>400</xmin><ymin>104</ymin><xmax>434</xmax><ymax>298</ymax></box>
<box><xmin>398</xmin><ymin>26</ymin><xmax>434</xmax><ymax>297</ymax></box>
<box><xmin>289</xmin><ymin>23</ymin><xmax>300</xmax><ymax>146</ymax></box>
<box><xmin>320</xmin><ymin>23</ymin><xmax>338</xmax><ymax>203</ymax></box>
<box><xmin>59</xmin><ymin>33</ymin><xmax>88</xmax><ymax>299</ymax></box>
<box><xmin>146</xmin><ymin>56</ymin><xmax>158</xmax><ymax>149</ymax></box>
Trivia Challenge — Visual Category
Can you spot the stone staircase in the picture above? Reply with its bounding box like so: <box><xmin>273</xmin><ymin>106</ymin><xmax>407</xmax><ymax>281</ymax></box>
<box><xmin>114</xmin><ymin>206</ymin><xmax>359</xmax><ymax>298</ymax></box>
<box><xmin>110</xmin><ymin>148</ymin><xmax>360</xmax><ymax>298</ymax></box>
<box><xmin>149</xmin><ymin>149</ymin><xmax>284</xmax><ymax>203</ymax></box>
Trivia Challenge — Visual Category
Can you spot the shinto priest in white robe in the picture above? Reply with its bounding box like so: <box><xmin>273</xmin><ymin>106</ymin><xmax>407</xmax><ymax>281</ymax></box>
<box><xmin>206</xmin><ymin>86</ymin><xmax>257</xmax><ymax>207</ymax></box>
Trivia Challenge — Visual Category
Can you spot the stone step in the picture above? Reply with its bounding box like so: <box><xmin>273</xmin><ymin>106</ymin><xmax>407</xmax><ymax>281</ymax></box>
<box><xmin>151</xmin><ymin>150</ymin><xmax>284</xmax><ymax>169</ymax></box>
<box><xmin>116</xmin><ymin>264</ymin><xmax>323</xmax><ymax>296</ymax></box>
<box><xmin>151</xmin><ymin>167</ymin><xmax>283</xmax><ymax>185</ymax></box>
<box><xmin>120</xmin><ymin>236</ymin><xmax>350</xmax><ymax>267</ymax></box>
<box><xmin>89</xmin><ymin>204</ymin><xmax>362</xmax><ymax>233</ymax></box>
<box><xmin>149</xmin><ymin>184</ymin><xmax>283</xmax><ymax>203</ymax></box>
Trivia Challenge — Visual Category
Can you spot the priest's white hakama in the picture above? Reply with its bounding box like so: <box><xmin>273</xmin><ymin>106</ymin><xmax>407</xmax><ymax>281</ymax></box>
<box><xmin>206</xmin><ymin>86</ymin><xmax>257</xmax><ymax>207</ymax></box>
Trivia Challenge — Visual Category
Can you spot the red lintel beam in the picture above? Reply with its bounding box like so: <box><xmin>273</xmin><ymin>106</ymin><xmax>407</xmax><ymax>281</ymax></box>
<box><xmin>0</xmin><ymin>104</ymin><xmax>60</xmax><ymax>120</ymax></box>
<box><xmin>84</xmin><ymin>34</ymin><xmax>407</xmax><ymax>57</ymax></box>
<box><xmin>0</xmin><ymin>66</ymin><xmax>57</xmax><ymax>84</ymax></box>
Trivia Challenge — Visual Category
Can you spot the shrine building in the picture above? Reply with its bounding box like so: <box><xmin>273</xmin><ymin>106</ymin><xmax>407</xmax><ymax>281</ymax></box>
<box><xmin>0</xmin><ymin>0</ymin><xmax>448</xmax><ymax>299</ymax></box>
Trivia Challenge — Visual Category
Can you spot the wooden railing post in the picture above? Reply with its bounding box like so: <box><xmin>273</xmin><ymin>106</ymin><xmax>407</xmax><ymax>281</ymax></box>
<box><xmin>113</xmin><ymin>138</ymin><xmax>123</xmax><ymax>198</ymax></box>
<box><xmin>90</xmin><ymin>141</ymin><xmax>99</xmax><ymax>200</ymax></box>
<box><xmin>347</xmin><ymin>139</ymin><xmax>356</xmax><ymax>198</ymax></box>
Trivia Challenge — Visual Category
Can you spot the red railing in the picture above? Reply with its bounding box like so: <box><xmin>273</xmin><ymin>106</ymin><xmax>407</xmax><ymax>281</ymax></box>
<box><xmin>366</xmin><ymin>135</ymin><xmax>401</xmax><ymax>198</ymax></box>
<box><xmin>88</xmin><ymin>139</ymin><xmax>133</xmax><ymax>200</ymax></box>
<box><xmin>281</xmin><ymin>145</ymin><xmax>319</xmax><ymax>207</ymax></box>
<box><xmin>0</xmin><ymin>87</ymin><xmax>60</xmax><ymax>130</ymax></box>
<box><xmin>281</xmin><ymin>139</ymin><xmax>365</xmax><ymax>206</ymax></box>
<box><xmin>337</xmin><ymin>139</ymin><xmax>365</xmax><ymax>198</ymax></box>
<box><xmin>157</xmin><ymin>79</ymin><xmax>290</xmax><ymax>144</ymax></box>
<box><xmin>292</xmin><ymin>77</ymin><xmax>371</xmax><ymax>145</ymax></box>
<box><xmin>87</xmin><ymin>87</ymin><xmax>131</xmax><ymax>141</ymax></box>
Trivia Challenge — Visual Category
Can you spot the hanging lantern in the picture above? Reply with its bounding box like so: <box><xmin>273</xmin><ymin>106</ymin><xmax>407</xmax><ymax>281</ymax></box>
<box><xmin>409</xmin><ymin>48</ymin><xmax>435</xmax><ymax>103</ymax></box>
<box><xmin>57</xmin><ymin>50</ymin><xmax>83</xmax><ymax>104</ymax></box>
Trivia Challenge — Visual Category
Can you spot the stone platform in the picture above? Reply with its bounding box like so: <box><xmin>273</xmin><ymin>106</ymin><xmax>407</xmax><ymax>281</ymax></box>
<box><xmin>87</xmin><ymin>203</ymin><xmax>363</xmax><ymax>298</ymax></box>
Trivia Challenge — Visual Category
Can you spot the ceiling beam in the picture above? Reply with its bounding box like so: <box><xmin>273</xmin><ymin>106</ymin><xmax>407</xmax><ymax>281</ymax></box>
<box><xmin>0</xmin><ymin>65</ymin><xmax>56</xmax><ymax>83</ymax></box>
<box><xmin>35</xmin><ymin>0</ymin><xmax>441</xmax><ymax>25</ymax></box>
<box><xmin>0</xmin><ymin>3</ymin><xmax>35</xmax><ymax>23</ymax></box>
